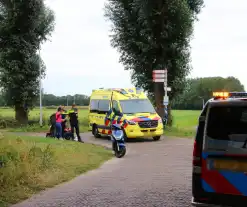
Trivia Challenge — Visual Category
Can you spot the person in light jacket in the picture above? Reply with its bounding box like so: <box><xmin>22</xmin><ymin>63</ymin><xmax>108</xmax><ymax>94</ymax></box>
<box><xmin>55</xmin><ymin>107</ymin><xmax>65</xmax><ymax>139</ymax></box>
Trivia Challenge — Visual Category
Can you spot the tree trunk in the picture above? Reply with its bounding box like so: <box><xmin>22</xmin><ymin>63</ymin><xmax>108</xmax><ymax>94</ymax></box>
<box><xmin>167</xmin><ymin>104</ymin><xmax>173</xmax><ymax>126</ymax></box>
<box><xmin>15</xmin><ymin>105</ymin><xmax>28</xmax><ymax>125</ymax></box>
<box><xmin>154</xmin><ymin>83</ymin><xmax>165</xmax><ymax>118</ymax></box>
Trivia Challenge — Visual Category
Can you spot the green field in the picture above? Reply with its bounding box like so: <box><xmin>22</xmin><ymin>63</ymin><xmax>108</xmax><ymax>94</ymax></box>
<box><xmin>0</xmin><ymin>107</ymin><xmax>200</xmax><ymax>137</ymax></box>
<box><xmin>164</xmin><ymin>110</ymin><xmax>200</xmax><ymax>137</ymax></box>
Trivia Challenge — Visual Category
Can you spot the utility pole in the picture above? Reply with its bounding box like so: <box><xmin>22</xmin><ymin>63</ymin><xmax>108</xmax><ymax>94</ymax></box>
<box><xmin>67</xmin><ymin>96</ymin><xmax>69</xmax><ymax>106</ymax></box>
<box><xmin>73</xmin><ymin>95</ymin><xmax>75</xmax><ymax>104</ymax></box>
<box><xmin>39</xmin><ymin>46</ymin><xmax>43</xmax><ymax>127</ymax></box>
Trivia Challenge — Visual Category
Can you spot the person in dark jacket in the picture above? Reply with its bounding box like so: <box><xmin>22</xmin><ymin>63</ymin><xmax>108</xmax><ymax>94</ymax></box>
<box><xmin>68</xmin><ymin>104</ymin><xmax>83</xmax><ymax>142</ymax></box>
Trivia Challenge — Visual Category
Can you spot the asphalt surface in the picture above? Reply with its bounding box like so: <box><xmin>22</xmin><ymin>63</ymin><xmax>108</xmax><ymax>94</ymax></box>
<box><xmin>12</xmin><ymin>133</ymin><xmax>194</xmax><ymax>207</ymax></box>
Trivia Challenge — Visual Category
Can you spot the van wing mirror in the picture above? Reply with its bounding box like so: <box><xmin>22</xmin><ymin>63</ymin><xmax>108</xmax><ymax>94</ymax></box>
<box><xmin>199</xmin><ymin>116</ymin><xmax>205</xmax><ymax>122</ymax></box>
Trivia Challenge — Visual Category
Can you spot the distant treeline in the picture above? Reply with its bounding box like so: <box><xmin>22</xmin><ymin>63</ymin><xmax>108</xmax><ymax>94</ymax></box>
<box><xmin>171</xmin><ymin>76</ymin><xmax>245</xmax><ymax>110</ymax></box>
<box><xmin>0</xmin><ymin>76</ymin><xmax>244</xmax><ymax>110</ymax></box>
<box><xmin>0</xmin><ymin>93</ymin><xmax>90</xmax><ymax>107</ymax></box>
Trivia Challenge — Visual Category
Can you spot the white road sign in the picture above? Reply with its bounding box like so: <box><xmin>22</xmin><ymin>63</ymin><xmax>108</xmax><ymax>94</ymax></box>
<box><xmin>163</xmin><ymin>96</ymin><xmax>169</xmax><ymax>105</ymax></box>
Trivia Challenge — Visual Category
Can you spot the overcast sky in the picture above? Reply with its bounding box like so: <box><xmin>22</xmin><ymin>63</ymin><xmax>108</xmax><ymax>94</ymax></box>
<box><xmin>41</xmin><ymin>0</ymin><xmax>247</xmax><ymax>96</ymax></box>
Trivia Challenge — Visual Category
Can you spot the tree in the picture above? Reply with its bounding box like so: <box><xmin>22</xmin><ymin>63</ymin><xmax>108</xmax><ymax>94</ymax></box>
<box><xmin>105</xmin><ymin>0</ymin><xmax>204</xmax><ymax>119</ymax></box>
<box><xmin>0</xmin><ymin>0</ymin><xmax>55</xmax><ymax>124</ymax></box>
<box><xmin>172</xmin><ymin>76</ymin><xmax>245</xmax><ymax>110</ymax></box>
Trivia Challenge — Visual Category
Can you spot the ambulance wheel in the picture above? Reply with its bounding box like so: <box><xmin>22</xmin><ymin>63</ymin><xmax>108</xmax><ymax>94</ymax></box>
<box><xmin>93</xmin><ymin>124</ymin><xmax>101</xmax><ymax>138</ymax></box>
<box><xmin>153</xmin><ymin>136</ymin><xmax>161</xmax><ymax>141</ymax></box>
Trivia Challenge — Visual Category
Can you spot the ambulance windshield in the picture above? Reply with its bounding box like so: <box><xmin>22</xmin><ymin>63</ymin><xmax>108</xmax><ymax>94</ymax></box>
<box><xmin>120</xmin><ymin>99</ymin><xmax>156</xmax><ymax>114</ymax></box>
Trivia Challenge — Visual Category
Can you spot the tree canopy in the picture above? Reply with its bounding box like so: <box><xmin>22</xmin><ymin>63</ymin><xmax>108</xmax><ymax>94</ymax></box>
<box><xmin>105</xmin><ymin>0</ymin><xmax>204</xmax><ymax>117</ymax></box>
<box><xmin>172</xmin><ymin>76</ymin><xmax>245</xmax><ymax>110</ymax></box>
<box><xmin>0</xmin><ymin>0</ymin><xmax>55</xmax><ymax>124</ymax></box>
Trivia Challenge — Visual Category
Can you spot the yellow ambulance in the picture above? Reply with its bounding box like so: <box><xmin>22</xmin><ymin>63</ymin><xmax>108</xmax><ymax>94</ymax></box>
<box><xmin>88</xmin><ymin>88</ymin><xmax>163</xmax><ymax>141</ymax></box>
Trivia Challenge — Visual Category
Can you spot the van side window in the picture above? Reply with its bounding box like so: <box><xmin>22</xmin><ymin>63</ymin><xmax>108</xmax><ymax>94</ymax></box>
<box><xmin>90</xmin><ymin>99</ymin><xmax>99</xmax><ymax>113</ymax></box>
<box><xmin>98</xmin><ymin>100</ymin><xmax>110</xmax><ymax>114</ymax></box>
<box><xmin>201</xmin><ymin>103</ymin><xmax>208</xmax><ymax>117</ymax></box>
<box><xmin>196</xmin><ymin>103</ymin><xmax>208</xmax><ymax>143</ymax></box>
<box><xmin>112</xmin><ymin>100</ymin><xmax>120</xmax><ymax>112</ymax></box>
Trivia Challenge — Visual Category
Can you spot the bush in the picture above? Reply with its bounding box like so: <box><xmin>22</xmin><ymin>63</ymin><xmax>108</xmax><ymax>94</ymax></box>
<box><xmin>0</xmin><ymin>137</ymin><xmax>57</xmax><ymax>200</ymax></box>
<box><xmin>0</xmin><ymin>113</ymin><xmax>49</xmax><ymax>128</ymax></box>
<box><xmin>0</xmin><ymin>133</ymin><xmax>112</xmax><ymax>205</ymax></box>
<box><xmin>0</xmin><ymin>116</ymin><xmax>19</xmax><ymax>129</ymax></box>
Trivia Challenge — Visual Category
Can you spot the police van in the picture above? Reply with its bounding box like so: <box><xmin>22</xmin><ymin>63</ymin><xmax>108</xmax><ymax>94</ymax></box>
<box><xmin>192</xmin><ymin>92</ymin><xmax>247</xmax><ymax>206</ymax></box>
<box><xmin>88</xmin><ymin>88</ymin><xmax>163</xmax><ymax>140</ymax></box>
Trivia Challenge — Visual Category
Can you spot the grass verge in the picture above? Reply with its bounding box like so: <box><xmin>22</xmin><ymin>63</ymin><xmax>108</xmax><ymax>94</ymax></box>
<box><xmin>0</xmin><ymin>132</ymin><xmax>112</xmax><ymax>206</ymax></box>
<box><xmin>164</xmin><ymin>126</ymin><xmax>196</xmax><ymax>138</ymax></box>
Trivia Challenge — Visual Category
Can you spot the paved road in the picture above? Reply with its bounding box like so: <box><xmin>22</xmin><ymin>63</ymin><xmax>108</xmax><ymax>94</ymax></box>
<box><xmin>12</xmin><ymin>133</ymin><xmax>194</xmax><ymax>207</ymax></box>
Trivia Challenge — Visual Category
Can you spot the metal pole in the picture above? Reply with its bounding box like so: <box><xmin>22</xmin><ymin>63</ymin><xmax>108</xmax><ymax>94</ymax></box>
<box><xmin>164</xmin><ymin>69</ymin><xmax>167</xmax><ymax>117</ymax></box>
<box><xmin>164</xmin><ymin>69</ymin><xmax>167</xmax><ymax>97</ymax></box>
<box><xmin>39</xmin><ymin>46</ymin><xmax>43</xmax><ymax>127</ymax></box>
<box><xmin>164</xmin><ymin>84</ymin><xmax>167</xmax><ymax>96</ymax></box>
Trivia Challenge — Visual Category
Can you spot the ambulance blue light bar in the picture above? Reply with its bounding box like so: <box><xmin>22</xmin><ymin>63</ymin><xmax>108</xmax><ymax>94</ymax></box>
<box><xmin>136</xmin><ymin>88</ymin><xmax>143</xmax><ymax>94</ymax></box>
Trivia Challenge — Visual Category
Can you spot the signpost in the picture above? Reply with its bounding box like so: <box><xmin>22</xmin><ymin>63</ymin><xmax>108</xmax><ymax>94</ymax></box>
<box><xmin>152</xmin><ymin>70</ymin><xmax>166</xmax><ymax>83</ymax></box>
<box><xmin>152</xmin><ymin>69</ymin><xmax>171</xmax><ymax>106</ymax></box>
<box><xmin>163</xmin><ymin>95</ymin><xmax>169</xmax><ymax>105</ymax></box>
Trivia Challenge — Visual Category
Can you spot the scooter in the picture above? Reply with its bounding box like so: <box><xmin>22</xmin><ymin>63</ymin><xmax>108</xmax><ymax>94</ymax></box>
<box><xmin>111</xmin><ymin>124</ymin><xmax>126</xmax><ymax>158</ymax></box>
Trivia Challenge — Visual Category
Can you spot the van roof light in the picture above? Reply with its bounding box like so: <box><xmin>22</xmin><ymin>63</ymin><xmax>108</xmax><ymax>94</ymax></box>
<box><xmin>212</xmin><ymin>92</ymin><xmax>229</xmax><ymax>98</ymax></box>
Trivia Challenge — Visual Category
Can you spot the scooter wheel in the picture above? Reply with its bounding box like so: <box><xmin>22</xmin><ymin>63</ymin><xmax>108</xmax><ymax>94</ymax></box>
<box><xmin>115</xmin><ymin>146</ymin><xmax>126</xmax><ymax>158</ymax></box>
<box><xmin>64</xmin><ymin>136</ymin><xmax>71</xmax><ymax>140</ymax></box>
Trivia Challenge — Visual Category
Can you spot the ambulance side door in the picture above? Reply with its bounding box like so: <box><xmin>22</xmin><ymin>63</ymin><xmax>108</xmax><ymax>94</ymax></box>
<box><xmin>98</xmin><ymin>99</ymin><xmax>111</xmax><ymax>133</ymax></box>
<box><xmin>89</xmin><ymin>99</ymin><xmax>99</xmax><ymax>129</ymax></box>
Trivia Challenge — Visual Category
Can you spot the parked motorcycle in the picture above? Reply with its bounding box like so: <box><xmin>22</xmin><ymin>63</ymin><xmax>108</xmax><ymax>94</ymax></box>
<box><xmin>111</xmin><ymin>124</ymin><xmax>126</xmax><ymax>158</ymax></box>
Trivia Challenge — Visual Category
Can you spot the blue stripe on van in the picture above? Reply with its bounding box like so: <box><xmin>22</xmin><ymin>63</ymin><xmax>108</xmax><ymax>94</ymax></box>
<box><xmin>202</xmin><ymin>151</ymin><xmax>225</xmax><ymax>159</ymax></box>
<box><xmin>202</xmin><ymin>179</ymin><xmax>215</xmax><ymax>192</ymax></box>
<box><xmin>220</xmin><ymin>171</ymin><xmax>247</xmax><ymax>196</ymax></box>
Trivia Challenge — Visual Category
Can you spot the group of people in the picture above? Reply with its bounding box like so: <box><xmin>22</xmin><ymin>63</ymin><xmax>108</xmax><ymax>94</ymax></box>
<box><xmin>54</xmin><ymin>104</ymin><xmax>83</xmax><ymax>142</ymax></box>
